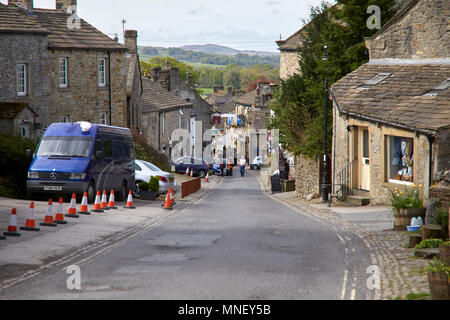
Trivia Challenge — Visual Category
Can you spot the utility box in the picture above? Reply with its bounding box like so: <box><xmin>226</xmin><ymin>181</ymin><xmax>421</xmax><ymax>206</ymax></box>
<box><xmin>271</xmin><ymin>175</ymin><xmax>281</xmax><ymax>193</ymax></box>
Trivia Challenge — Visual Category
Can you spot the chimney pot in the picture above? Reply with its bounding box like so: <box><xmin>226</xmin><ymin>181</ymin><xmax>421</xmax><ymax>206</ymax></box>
<box><xmin>55</xmin><ymin>0</ymin><xmax>77</xmax><ymax>13</ymax></box>
<box><xmin>11</xmin><ymin>0</ymin><xmax>34</xmax><ymax>10</ymax></box>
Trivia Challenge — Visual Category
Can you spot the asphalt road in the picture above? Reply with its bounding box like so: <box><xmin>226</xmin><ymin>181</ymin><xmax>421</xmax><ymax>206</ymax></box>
<box><xmin>0</xmin><ymin>170</ymin><xmax>371</xmax><ymax>300</ymax></box>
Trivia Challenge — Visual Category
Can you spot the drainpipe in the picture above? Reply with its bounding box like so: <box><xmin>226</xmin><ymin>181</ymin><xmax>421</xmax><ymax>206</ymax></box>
<box><xmin>427</xmin><ymin>135</ymin><xmax>434</xmax><ymax>195</ymax></box>
<box><xmin>107</xmin><ymin>51</ymin><xmax>112</xmax><ymax>125</ymax></box>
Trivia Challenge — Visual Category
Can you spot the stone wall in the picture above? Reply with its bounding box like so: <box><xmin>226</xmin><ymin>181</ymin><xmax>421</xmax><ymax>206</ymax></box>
<box><xmin>366</xmin><ymin>0</ymin><xmax>449</xmax><ymax>59</ymax></box>
<box><xmin>429</xmin><ymin>187</ymin><xmax>450</xmax><ymax>209</ymax></box>
<box><xmin>46</xmin><ymin>50</ymin><xmax>128</xmax><ymax>128</ymax></box>
<box><xmin>0</xmin><ymin>33</ymin><xmax>50</xmax><ymax>139</ymax></box>
<box><xmin>279</xmin><ymin>50</ymin><xmax>300</xmax><ymax>80</ymax></box>
<box><xmin>333</xmin><ymin>107</ymin><xmax>434</xmax><ymax>205</ymax></box>
<box><xmin>294</xmin><ymin>153</ymin><xmax>320</xmax><ymax>198</ymax></box>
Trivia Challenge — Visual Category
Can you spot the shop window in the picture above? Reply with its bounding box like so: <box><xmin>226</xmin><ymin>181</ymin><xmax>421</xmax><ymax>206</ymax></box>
<box><xmin>387</xmin><ymin>135</ymin><xmax>414</xmax><ymax>183</ymax></box>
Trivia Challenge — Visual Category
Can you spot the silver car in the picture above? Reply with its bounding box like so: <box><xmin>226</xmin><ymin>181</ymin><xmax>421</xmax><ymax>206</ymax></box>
<box><xmin>135</xmin><ymin>159</ymin><xmax>176</xmax><ymax>195</ymax></box>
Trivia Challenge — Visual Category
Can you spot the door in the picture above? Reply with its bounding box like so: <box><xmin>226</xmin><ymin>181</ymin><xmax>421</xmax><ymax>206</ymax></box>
<box><xmin>360</xmin><ymin>128</ymin><xmax>370</xmax><ymax>191</ymax></box>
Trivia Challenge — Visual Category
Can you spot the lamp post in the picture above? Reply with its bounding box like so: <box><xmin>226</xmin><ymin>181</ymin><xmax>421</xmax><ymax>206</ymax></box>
<box><xmin>321</xmin><ymin>45</ymin><xmax>329</xmax><ymax>203</ymax></box>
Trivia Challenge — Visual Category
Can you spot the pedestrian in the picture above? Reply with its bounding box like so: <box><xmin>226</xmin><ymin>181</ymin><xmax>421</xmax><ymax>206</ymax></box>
<box><xmin>240</xmin><ymin>156</ymin><xmax>246</xmax><ymax>177</ymax></box>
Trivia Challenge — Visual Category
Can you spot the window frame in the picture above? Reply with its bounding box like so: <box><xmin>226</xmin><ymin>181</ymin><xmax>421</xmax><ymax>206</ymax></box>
<box><xmin>100</xmin><ymin>112</ymin><xmax>107</xmax><ymax>125</ymax></box>
<box><xmin>16</xmin><ymin>63</ymin><xmax>27</xmax><ymax>96</ymax></box>
<box><xmin>58</xmin><ymin>57</ymin><xmax>68</xmax><ymax>89</ymax></box>
<box><xmin>98</xmin><ymin>58</ymin><xmax>106</xmax><ymax>88</ymax></box>
<box><xmin>386</xmin><ymin>135</ymin><xmax>414</xmax><ymax>186</ymax></box>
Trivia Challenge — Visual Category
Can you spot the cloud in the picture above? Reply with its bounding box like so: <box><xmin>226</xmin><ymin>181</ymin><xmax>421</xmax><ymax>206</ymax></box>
<box><xmin>266</xmin><ymin>1</ymin><xmax>283</xmax><ymax>5</ymax></box>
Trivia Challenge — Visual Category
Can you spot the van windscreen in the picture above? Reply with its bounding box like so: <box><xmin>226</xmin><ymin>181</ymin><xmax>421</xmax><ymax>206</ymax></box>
<box><xmin>37</xmin><ymin>136</ymin><xmax>93</xmax><ymax>158</ymax></box>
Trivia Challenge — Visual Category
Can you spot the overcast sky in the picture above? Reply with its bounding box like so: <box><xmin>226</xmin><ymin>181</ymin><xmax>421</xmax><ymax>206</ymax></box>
<box><xmin>1</xmin><ymin>0</ymin><xmax>330</xmax><ymax>52</ymax></box>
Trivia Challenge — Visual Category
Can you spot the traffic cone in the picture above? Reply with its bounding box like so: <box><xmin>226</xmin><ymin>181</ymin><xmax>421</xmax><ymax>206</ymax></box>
<box><xmin>20</xmin><ymin>202</ymin><xmax>40</xmax><ymax>232</ymax></box>
<box><xmin>100</xmin><ymin>190</ymin><xmax>109</xmax><ymax>211</ymax></box>
<box><xmin>190</xmin><ymin>169</ymin><xmax>194</xmax><ymax>177</ymax></box>
<box><xmin>124</xmin><ymin>190</ymin><xmax>136</xmax><ymax>209</ymax></box>
<box><xmin>4</xmin><ymin>208</ymin><xmax>21</xmax><ymax>236</ymax></box>
<box><xmin>91</xmin><ymin>191</ymin><xmax>104</xmax><ymax>213</ymax></box>
<box><xmin>108</xmin><ymin>190</ymin><xmax>118</xmax><ymax>209</ymax></box>
<box><xmin>205</xmin><ymin>172</ymin><xmax>209</xmax><ymax>183</ymax></box>
<box><xmin>77</xmin><ymin>192</ymin><xmax>90</xmax><ymax>216</ymax></box>
<box><xmin>40</xmin><ymin>199</ymin><xmax>57</xmax><ymax>227</ymax></box>
<box><xmin>185</xmin><ymin>166</ymin><xmax>190</xmax><ymax>176</ymax></box>
<box><xmin>168</xmin><ymin>187</ymin><xmax>176</xmax><ymax>206</ymax></box>
<box><xmin>163</xmin><ymin>192</ymin><xmax>173</xmax><ymax>210</ymax></box>
<box><xmin>54</xmin><ymin>197</ymin><xmax>68</xmax><ymax>225</ymax></box>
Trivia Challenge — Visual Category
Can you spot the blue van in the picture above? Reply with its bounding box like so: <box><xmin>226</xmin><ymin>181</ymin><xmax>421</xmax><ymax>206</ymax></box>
<box><xmin>26</xmin><ymin>122</ymin><xmax>135</xmax><ymax>203</ymax></box>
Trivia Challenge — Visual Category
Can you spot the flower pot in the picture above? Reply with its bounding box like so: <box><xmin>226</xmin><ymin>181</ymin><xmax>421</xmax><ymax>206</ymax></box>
<box><xmin>139</xmin><ymin>190</ymin><xmax>158</xmax><ymax>201</ymax></box>
<box><xmin>439</xmin><ymin>245</ymin><xmax>450</xmax><ymax>266</ymax></box>
<box><xmin>428</xmin><ymin>271</ymin><xmax>449</xmax><ymax>300</ymax></box>
<box><xmin>393</xmin><ymin>208</ymin><xmax>426</xmax><ymax>231</ymax></box>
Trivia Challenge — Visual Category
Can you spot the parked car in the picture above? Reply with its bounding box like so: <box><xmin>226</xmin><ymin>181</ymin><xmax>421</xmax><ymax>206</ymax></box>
<box><xmin>135</xmin><ymin>159</ymin><xmax>175</xmax><ymax>196</ymax></box>
<box><xmin>172</xmin><ymin>156</ymin><xmax>209</xmax><ymax>178</ymax></box>
<box><xmin>250</xmin><ymin>156</ymin><xmax>263</xmax><ymax>170</ymax></box>
<box><xmin>26</xmin><ymin>122</ymin><xmax>135</xmax><ymax>203</ymax></box>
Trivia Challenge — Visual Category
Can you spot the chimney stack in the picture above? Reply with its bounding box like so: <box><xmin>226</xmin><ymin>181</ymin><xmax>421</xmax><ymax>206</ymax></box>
<box><xmin>11</xmin><ymin>0</ymin><xmax>34</xmax><ymax>10</ymax></box>
<box><xmin>124</xmin><ymin>30</ymin><xmax>138</xmax><ymax>54</ymax></box>
<box><xmin>56</xmin><ymin>0</ymin><xmax>77</xmax><ymax>13</ymax></box>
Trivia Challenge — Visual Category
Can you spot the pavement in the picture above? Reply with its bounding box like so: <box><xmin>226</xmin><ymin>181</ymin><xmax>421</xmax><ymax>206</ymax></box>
<box><xmin>0</xmin><ymin>174</ymin><xmax>222</xmax><ymax>285</ymax></box>
<box><xmin>251</xmin><ymin>171</ymin><xmax>431</xmax><ymax>300</ymax></box>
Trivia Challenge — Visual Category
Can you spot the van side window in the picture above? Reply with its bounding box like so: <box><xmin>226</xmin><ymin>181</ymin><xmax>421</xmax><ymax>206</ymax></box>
<box><xmin>112</xmin><ymin>141</ymin><xmax>124</xmax><ymax>160</ymax></box>
<box><xmin>123</xmin><ymin>140</ymin><xmax>134</xmax><ymax>160</ymax></box>
<box><xmin>92</xmin><ymin>140</ymin><xmax>102</xmax><ymax>160</ymax></box>
<box><xmin>103</xmin><ymin>139</ymin><xmax>112</xmax><ymax>159</ymax></box>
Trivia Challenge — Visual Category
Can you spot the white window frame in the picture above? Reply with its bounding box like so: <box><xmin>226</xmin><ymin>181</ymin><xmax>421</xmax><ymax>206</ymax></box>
<box><xmin>98</xmin><ymin>58</ymin><xmax>106</xmax><ymax>87</ymax></box>
<box><xmin>100</xmin><ymin>112</ymin><xmax>107</xmax><ymax>125</ymax></box>
<box><xmin>58</xmin><ymin>58</ymin><xmax>68</xmax><ymax>88</ymax></box>
<box><xmin>16</xmin><ymin>64</ymin><xmax>27</xmax><ymax>96</ymax></box>
<box><xmin>162</xmin><ymin>112</ymin><xmax>166</xmax><ymax>134</ymax></box>
<box><xmin>60</xmin><ymin>115</ymin><xmax>70</xmax><ymax>123</ymax></box>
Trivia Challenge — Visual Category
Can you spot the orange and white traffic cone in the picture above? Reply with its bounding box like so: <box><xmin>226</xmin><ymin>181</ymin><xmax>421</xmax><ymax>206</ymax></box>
<box><xmin>66</xmin><ymin>193</ymin><xmax>80</xmax><ymax>218</ymax></box>
<box><xmin>205</xmin><ymin>172</ymin><xmax>209</xmax><ymax>183</ymax></box>
<box><xmin>163</xmin><ymin>192</ymin><xmax>173</xmax><ymax>210</ymax></box>
<box><xmin>185</xmin><ymin>166</ymin><xmax>190</xmax><ymax>176</ymax></box>
<box><xmin>4</xmin><ymin>208</ymin><xmax>21</xmax><ymax>236</ymax></box>
<box><xmin>190</xmin><ymin>169</ymin><xmax>194</xmax><ymax>177</ymax></box>
<box><xmin>108</xmin><ymin>190</ymin><xmax>118</xmax><ymax>209</ymax></box>
<box><xmin>77</xmin><ymin>192</ymin><xmax>90</xmax><ymax>215</ymax></box>
<box><xmin>20</xmin><ymin>202</ymin><xmax>40</xmax><ymax>232</ymax></box>
<box><xmin>40</xmin><ymin>199</ymin><xmax>57</xmax><ymax>227</ymax></box>
<box><xmin>124</xmin><ymin>190</ymin><xmax>136</xmax><ymax>209</ymax></box>
<box><xmin>54</xmin><ymin>197</ymin><xmax>68</xmax><ymax>225</ymax></box>
<box><xmin>100</xmin><ymin>190</ymin><xmax>109</xmax><ymax>211</ymax></box>
<box><xmin>91</xmin><ymin>191</ymin><xmax>104</xmax><ymax>213</ymax></box>
<box><xmin>168</xmin><ymin>187</ymin><xmax>176</xmax><ymax>206</ymax></box>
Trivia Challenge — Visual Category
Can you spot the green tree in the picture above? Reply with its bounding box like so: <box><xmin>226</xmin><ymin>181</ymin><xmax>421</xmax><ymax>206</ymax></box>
<box><xmin>268</xmin><ymin>0</ymin><xmax>398</xmax><ymax>159</ymax></box>
<box><xmin>140</xmin><ymin>57</ymin><xmax>199</xmax><ymax>84</ymax></box>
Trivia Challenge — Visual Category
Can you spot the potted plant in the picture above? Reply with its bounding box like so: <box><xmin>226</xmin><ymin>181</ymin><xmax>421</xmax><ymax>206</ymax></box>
<box><xmin>426</xmin><ymin>257</ymin><xmax>449</xmax><ymax>300</ymax></box>
<box><xmin>138</xmin><ymin>177</ymin><xmax>159</xmax><ymax>201</ymax></box>
<box><xmin>389</xmin><ymin>184</ymin><xmax>426</xmax><ymax>231</ymax></box>
<box><xmin>440</xmin><ymin>241</ymin><xmax>450</xmax><ymax>266</ymax></box>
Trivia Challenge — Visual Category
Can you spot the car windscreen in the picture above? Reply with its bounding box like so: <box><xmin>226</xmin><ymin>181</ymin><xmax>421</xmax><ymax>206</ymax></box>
<box><xmin>142</xmin><ymin>161</ymin><xmax>162</xmax><ymax>172</ymax></box>
<box><xmin>36</xmin><ymin>136</ymin><xmax>93</xmax><ymax>158</ymax></box>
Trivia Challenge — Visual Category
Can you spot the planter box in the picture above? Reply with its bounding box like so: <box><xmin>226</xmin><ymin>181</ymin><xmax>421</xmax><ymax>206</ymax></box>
<box><xmin>139</xmin><ymin>190</ymin><xmax>158</xmax><ymax>201</ymax></box>
<box><xmin>428</xmin><ymin>271</ymin><xmax>449</xmax><ymax>300</ymax></box>
<box><xmin>393</xmin><ymin>208</ymin><xmax>426</xmax><ymax>231</ymax></box>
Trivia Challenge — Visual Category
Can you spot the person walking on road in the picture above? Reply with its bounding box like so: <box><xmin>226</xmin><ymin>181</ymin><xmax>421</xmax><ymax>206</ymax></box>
<box><xmin>240</xmin><ymin>156</ymin><xmax>246</xmax><ymax>177</ymax></box>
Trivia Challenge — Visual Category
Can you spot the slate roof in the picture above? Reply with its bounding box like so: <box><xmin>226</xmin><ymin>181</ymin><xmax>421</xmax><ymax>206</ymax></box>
<box><xmin>276</xmin><ymin>25</ymin><xmax>306</xmax><ymax>51</ymax></box>
<box><xmin>141</xmin><ymin>78</ymin><xmax>192</xmax><ymax>113</ymax></box>
<box><xmin>234</xmin><ymin>89</ymin><xmax>257</xmax><ymax>107</ymax></box>
<box><xmin>0</xmin><ymin>4</ymin><xmax>126</xmax><ymax>51</ymax></box>
<box><xmin>331</xmin><ymin>61</ymin><xmax>450</xmax><ymax>133</ymax></box>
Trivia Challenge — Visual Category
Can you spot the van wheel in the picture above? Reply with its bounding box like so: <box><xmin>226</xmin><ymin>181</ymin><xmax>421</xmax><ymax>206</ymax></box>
<box><xmin>118</xmin><ymin>182</ymin><xmax>127</xmax><ymax>201</ymax></box>
<box><xmin>87</xmin><ymin>182</ymin><xmax>96</xmax><ymax>204</ymax></box>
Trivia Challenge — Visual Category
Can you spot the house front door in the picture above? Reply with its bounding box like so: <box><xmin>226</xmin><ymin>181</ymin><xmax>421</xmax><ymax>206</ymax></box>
<box><xmin>360</xmin><ymin>128</ymin><xmax>370</xmax><ymax>191</ymax></box>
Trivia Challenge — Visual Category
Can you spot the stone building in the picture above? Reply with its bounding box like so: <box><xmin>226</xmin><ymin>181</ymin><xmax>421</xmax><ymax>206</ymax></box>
<box><xmin>0</xmin><ymin>0</ymin><xmax>142</xmax><ymax>139</ymax></box>
<box><xmin>331</xmin><ymin>0</ymin><xmax>449</xmax><ymax>205</ymax></box>
<box><xmin>140</xmin><ymin>77</ymin><xmax>193</xmax><ymax>158</ymax></box>
<box><xmin>276</xmin><ymin>27</ymin><xmax>305</xmax><ymax>80</ymax></box>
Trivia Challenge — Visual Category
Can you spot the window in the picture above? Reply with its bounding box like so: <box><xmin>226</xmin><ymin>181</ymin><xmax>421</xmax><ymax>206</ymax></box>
<box><xmin>423</xmin><ymin>78</ymin><xmax>450</xmax><ymax>96</ymax></box>
<box><xmin>162</xmin><ymin>112</ymin><xmax>166</xmax><ymax>134</ymax></box>
<box><xmin>60</xmin><ymin>115</ymin><xmax>70</xmax><ymax>123</ymax></box>
<box><xmin>179</xmin><ymin>111</ymin><xmax>182</xmax><ymax>129</ymax></box>
<box><xmin>98</xmin><ymin>58</ymin><xmax>106</xmax><ymax>87</ymax></box>
<box><xmin>100</xmin><ymin>112</ymin><xmax>107</xmax><ymax>125</ymax></box>
<box><xmin>16</xmin><ymin>64</ymin><xmax>27</xmax><ymax>96</ymax></box>
<box><xmin>103</xmin><ymin>139</ymin><xmax>112</xmax><ymax>159</ymax></box>
<box><xmin>58</xmin><ymin>58</ymin><xmax>68</xmax><ymax>88</ymax></box>
<box><xmin>358</xmin><ymin>73</ymin><xmax>391</xmax><ymax>90</ymax></box>
<box><xmin>387</xmin><ymin>135</ymin><xmax>414</xmax><ymax>183</ymax></box>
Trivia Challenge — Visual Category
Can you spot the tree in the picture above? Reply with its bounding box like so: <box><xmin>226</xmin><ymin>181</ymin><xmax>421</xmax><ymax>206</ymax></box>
<box><xmin>268</xmin><ymin>0</ymin><xmax>398</xmax><ymax>159</ymax></box>
<box><xmin>140</xmin><ymin>57</ymin><xmax>199</xmax><ymax>84</ymax></box>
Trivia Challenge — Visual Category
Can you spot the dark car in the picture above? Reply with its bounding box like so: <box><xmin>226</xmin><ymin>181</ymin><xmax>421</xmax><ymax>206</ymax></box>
<box><xmin>172</xmin><ymin>156</ymin><xmax>209</xmax><ymax>178</ymax></box>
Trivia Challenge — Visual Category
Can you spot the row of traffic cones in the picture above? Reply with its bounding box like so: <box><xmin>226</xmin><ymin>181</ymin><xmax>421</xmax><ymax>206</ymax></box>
<box><xmin>1</xmin><ymin>189</ymin><xmax>137</xmax><ymax>239</ymax></box>
<box><xmin>185</xmin><ymin>166</ymin><xmax>210</xmax><ymax>183</ymax></box>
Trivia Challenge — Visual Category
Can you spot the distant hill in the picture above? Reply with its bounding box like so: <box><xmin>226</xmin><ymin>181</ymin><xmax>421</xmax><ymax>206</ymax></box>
<box><xmin>180</xmin><ymin>44</ymin><xmax>278</xmax><ymax>57</ymax></box>
<box><xmin>139</xmin><ymin>45</ymin><xmax>280</xmax><ymax>69</ymax></box>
